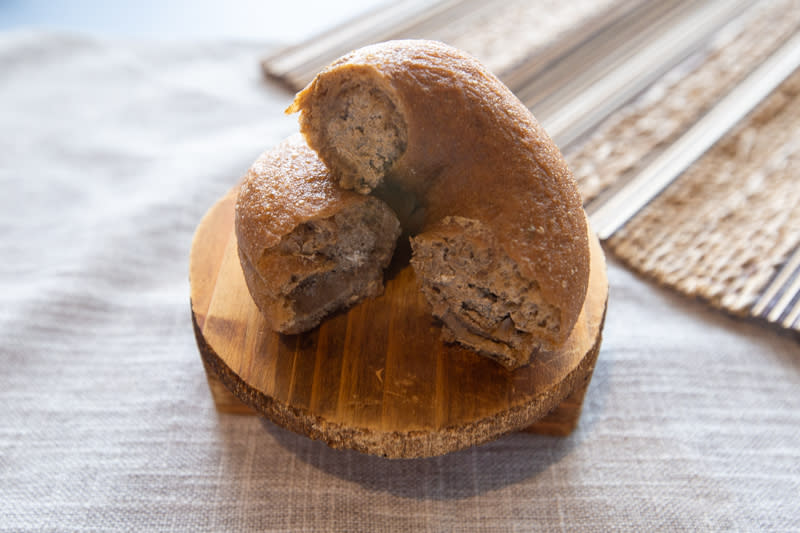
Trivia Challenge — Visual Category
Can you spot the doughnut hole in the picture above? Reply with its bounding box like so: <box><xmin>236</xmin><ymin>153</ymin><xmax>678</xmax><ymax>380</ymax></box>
<box><xmin>321</xmin><ymin>83</ymin><xmax>408</xmax><ymax>194</ymax></box>
<box><xmin>410</xmin><ymin>216</ymin><xmax>561</xmax><ymax>369</ymax></box>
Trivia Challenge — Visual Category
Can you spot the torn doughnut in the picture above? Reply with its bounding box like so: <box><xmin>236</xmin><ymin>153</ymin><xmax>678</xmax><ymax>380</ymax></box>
<box><xmin>288</xmin><ymin>40</ymin><xmax>590</xmax><ymax>368</ymax></box>
<box><xmin>235</xmin><ymin>134</ymin><xmax>401</xmax><ymax>334</ymax></box>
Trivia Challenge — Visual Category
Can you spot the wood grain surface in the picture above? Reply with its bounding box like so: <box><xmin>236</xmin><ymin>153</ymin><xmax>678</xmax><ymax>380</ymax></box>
<box><xmin>190</xmin><ymin>189</ymin><xmax>608</xmax><ymax>458</ymax></box>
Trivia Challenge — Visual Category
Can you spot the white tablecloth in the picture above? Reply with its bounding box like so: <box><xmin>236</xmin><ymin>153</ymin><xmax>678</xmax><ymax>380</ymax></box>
<box><xmin>1</xmin><ymin>31</ymin><xmax>798</xmax><ymax>532</ymax></box>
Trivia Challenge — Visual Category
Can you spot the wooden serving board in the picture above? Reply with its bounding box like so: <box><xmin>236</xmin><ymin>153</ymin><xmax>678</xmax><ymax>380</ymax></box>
<box><xmin>190</xmin><ymin>188</ymin><xmax>608</xmax><ymax>458</ymax></box>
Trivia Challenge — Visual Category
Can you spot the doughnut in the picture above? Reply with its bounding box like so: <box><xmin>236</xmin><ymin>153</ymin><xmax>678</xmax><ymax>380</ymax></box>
<box><xmin>287</xmin><ymin>40</ymin><xmax>591</xmax><ymax>369</ymax></box>
<box><xmin>235</xmin><ymin>134</ymin><xmax>401</xmax><ymax>334</ymax></box>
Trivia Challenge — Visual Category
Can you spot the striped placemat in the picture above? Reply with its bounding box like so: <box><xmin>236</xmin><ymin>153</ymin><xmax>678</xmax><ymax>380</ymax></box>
<box><xmin>574</xmin><ymin>0</ymin><xmax>800</xmax><ymax>334</ymax></box>
<box><xmin>262</xmin><ymin>0</ymin><xmax>623</xmax><ymax>93</ymax></box>
<box><xmin>600</xmin><ymin>52</ymin><xmax>800</xmax><ymax>331</ymax></box>
<box><xmin>263</xmin><ymin>0</ymin><xmax>800</xmax><ymax>337</ymax></box>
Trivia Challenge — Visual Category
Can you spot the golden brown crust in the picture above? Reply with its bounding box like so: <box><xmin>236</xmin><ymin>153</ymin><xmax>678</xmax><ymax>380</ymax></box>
<box><xmin>235</xmin><ymin>134</ymin><xmax>364</xmax><ymax>268</ymax></box>
<box><xmin>289</xmin><ymin>40</ymin><xmax>590</xmax><ymax>356</ymax></box>
<box><xmin>235</xmin><ymin>134</ymin><xmax>400</xmax><ymax>333</ymax></box>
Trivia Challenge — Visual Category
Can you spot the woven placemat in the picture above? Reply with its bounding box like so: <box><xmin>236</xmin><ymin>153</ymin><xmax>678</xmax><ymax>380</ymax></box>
<box><xmin>567</xmin><ymin>0</ymin><xmax>800</xmax><ymax>204</ymax></box>
<box><xmin>262</xmin><ymin>0</ymin><xmax>622</xmax><ymax>92</ymax></box>
<box><xmin>606</xmin><ymin>66</ymin><xmax>800</xmax><ymax>331</ymax></box>
<box><xmin>567</xmin><ymin>0</ymin><xmax>800</xmax><ymax>334</ymax></box>
<box><xmin>408</xmin><ymin>0</ymin><xmax>620</xmax><ymax>81</ymax></box>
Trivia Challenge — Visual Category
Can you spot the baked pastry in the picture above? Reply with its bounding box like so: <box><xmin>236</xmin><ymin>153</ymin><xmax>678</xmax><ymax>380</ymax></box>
<box><xmin>288</xmin><ymin>40</ymin><xmax>590</xmax><ymax>368</ymax></box>
<box><xmin>235</xmin><ymin>134</ymin><xmax>401</xmax><ymax>334</ymax></box>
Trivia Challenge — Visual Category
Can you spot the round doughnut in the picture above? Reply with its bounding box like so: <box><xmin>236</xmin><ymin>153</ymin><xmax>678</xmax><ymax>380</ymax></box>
<box><xmin>235</xmin><ymin>134</ymin><xmax>400</xmax><ymax>334</ymax></box>
<box><xmin>287</xmin><ymin>40</ymin><xmax>590</xmax><ymax>368</ymax></box>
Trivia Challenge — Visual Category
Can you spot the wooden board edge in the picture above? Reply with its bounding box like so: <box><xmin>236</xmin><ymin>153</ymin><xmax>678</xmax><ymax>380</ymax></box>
<box><xmin>192</xmin><ymin>298</ymin><xmax>607</xmax><ymax>459</ymax></box>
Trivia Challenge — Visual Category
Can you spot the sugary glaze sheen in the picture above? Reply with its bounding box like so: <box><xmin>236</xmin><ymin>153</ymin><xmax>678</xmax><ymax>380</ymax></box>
<box><xmin>288</xmin><ymin>40</ymin><xmax>590</xmax><ymax>367</ymax></box>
